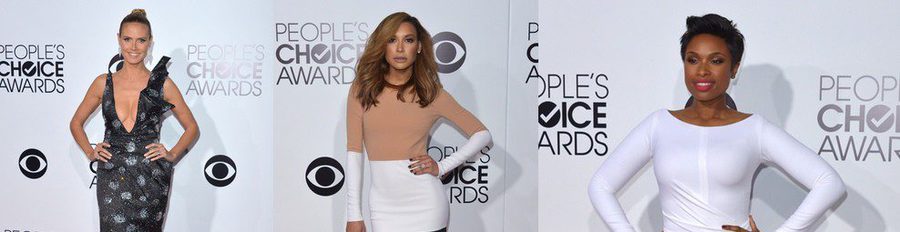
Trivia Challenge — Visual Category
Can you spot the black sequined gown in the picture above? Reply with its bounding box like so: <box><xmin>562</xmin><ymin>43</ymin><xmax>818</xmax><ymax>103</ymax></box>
<box><xmin>97</xmin><ymin>56</ymin><xmax>175</xmax><ymax>232</ymax></box>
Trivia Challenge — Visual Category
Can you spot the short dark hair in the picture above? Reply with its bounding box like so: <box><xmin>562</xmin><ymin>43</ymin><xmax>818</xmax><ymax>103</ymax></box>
<box><xmin>679</xmin><ymin>14</ymin><xmax>744</xmax><ymax>67</ymax></box>
<box><xmin>119</xmin><ymin>9</ymin><xmax>152</xmax><ymax>38</ymax></box>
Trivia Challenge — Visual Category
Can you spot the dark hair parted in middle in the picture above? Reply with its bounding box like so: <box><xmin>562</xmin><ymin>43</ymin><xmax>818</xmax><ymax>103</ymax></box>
<box><xmin>679</xmin><ymin>14</ymin><xmax>744</xmax><ymax>67</ymax></box>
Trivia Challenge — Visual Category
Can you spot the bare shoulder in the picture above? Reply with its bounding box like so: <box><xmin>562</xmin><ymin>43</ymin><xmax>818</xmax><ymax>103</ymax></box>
<box><xmin>93</xmin><ymin>73</ymin><xmax>107</xmax><ymax>82</ymax></box>
<box><xmin>730</xmin><ymin>110</ymin><xmax>753</xmax><ymax>121</ymax></box>
<box><xmin>161</xmin><ymin>76</ymin><xmax>183</xmax><ymax>97</ymax></box>
<box><xmin>668</xmin><ymin>109</ymin><xmax>686</xmax><ymax>118</ymax></box>
<box><xmin>162</xmin><ymin>76</ymin><xmax>183</xmax><ymax>89</ymax></box>
<box><xmin>89</xmin><ymin>74</ymin><xmax>108</xmax><ymax>90</ymax></box>
<box><xmin>163</xmin><ymin>76</ymin><xmax>175</xmax><ymax>85</ymax></box>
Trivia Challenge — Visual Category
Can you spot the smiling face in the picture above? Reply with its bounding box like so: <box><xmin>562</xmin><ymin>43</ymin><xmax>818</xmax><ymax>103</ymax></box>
<box><xmin>682</xmin><ymin>33</ymin><xmax>739</xmax><ymax>103</ymax></box>
<box><xmin>118</xmin><ymin>22</ymin><xmax>152</xmax><ymax>65</ymax></box>
<box><xmin>384</xmin><ymin>22</ymin><xmax>421</xmax><ymax>73</ymax></box>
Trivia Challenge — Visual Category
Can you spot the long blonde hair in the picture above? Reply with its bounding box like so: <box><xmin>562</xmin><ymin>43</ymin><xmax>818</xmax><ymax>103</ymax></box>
<box><xmin>353</xmin><ymin>12</ymin><xmax>441</xmax><ymax>110</ymax></box>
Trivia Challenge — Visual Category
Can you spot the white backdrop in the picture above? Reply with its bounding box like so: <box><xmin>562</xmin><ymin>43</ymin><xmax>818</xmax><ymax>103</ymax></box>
<box><xmin>1</xmin><ymin>1</ymin><xmax>538</xmax><ymax>231</ymax></box>
<box><xmin>539</xmin><ymin>1</ymin><xmax>900</xmax><ymax>231</ymax></box>
<box><xmin>273</xmin><ymin>1</ymin><xmax>534</xmax><ymax>231</ymax></box>
<box><xmin>0</xmin><ymin>1</ymin><xmax>274</xmax><ymax>231</ymax></box>
<box><xmin>4</xmin><ymin>0</ymin><xmax>898</xmax><ymax>231</ymax></box>
<box><xmin>506</xmin><ymin>0</ymin><xmax>540</xmax><ymax>231</ymax></box>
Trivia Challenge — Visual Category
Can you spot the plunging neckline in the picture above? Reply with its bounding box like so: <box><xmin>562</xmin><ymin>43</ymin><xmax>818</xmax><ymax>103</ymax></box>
<box><xmin>110</xmin><ymin>71</ymin><xmax>153</xmax><ymax>134</ymax></box>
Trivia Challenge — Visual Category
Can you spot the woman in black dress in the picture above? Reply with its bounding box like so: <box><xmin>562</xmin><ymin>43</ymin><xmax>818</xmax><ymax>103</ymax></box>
<box><xmin>69</xmin><ymin>9</ymin><xmax>199</xmax><ymax>231</ymax></box>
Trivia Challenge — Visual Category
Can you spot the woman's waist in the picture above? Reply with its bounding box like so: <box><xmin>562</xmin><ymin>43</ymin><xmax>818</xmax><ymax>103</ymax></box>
<box><xmin>368</xmin><ymin>160</ymin><xmax>441</xmax><ymax>187</ymax></box>
<box><xmin>659</xmin><ymin>195</ymin><xmax>751</xmax><ymax>230</ymax></box>
<box><xmin>103</xmin><ymin>137</ymin><xmax>158</xmax><ymax>152</ymax></box>
<box><xmin>104</xmin><ymin>133</ymin><xmax>158</xmax><ymax>142</ymax></box>
<box><xmin>363</xmin><ymin>142</ymin><xmax>429</xmax><ymax>160</ymax></box>
<box><xmin>365</xmin><ymin>149</ymin><xmax>429</xmax><ymax>161</ymax></box>
<box><xmin>662</xmin><ymin>217</ymin><xmax>751</xmax><ymax>232</ymax></box>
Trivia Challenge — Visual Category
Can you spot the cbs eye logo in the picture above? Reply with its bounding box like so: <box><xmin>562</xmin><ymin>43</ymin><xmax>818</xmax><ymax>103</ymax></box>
<box><xmin>432</xmin><ymin>31</ymin><xmax>466</xmax><ymax>74</ymax></box>
<box><xmin>306</xmin><ymin>157</ymin><xmax>344</xmax><ymax>196</ymax></box>
<box><xmin>204</xmin><ymin>155</ymin><xmax>237</xmax><ymax>187</ymax></box>
<box><xmin>19</xmin><ymin>148</ymin><xmax>48</xmax><ymax>179</ymax></box>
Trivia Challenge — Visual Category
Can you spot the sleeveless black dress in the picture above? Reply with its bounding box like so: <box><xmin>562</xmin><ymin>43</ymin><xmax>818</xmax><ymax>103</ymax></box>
<box><xmin>97</xmin><ymin>56</ymin><xmax>175</xmax><ymax>232</ymax></box>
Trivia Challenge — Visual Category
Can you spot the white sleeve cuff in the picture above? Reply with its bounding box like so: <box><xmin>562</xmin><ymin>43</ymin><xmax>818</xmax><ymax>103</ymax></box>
<box><xmin>345</xmin><ymin>151</ymin><xmax>364</xmax><ymax>221</ymax></box>
<box><xmin>437</xmin><ymin>130</ymin><xmax>491</xmax><ymax>176</ymax></box>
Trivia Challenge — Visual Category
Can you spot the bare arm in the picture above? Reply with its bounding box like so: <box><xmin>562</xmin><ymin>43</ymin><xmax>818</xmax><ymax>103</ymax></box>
<box><xmin>161</xmin><ymin>77</ymin><xmax>199</xmax><ymax>160</ymax></box>
<box><xmin>69</xmin><ymin>75</ymin><xmax>106</xmax><ymax>159</ymax></box>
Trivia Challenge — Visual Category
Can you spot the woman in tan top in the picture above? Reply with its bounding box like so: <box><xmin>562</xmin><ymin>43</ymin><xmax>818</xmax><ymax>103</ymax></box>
<box><xmin>345</xmin><ymin>12</ymin><xmax>492</xmax><ymax>232</ymax></box>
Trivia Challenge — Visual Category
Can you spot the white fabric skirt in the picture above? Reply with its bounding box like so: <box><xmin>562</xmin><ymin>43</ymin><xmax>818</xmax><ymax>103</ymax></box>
<box><xmin>369</xmin><ymin>160</ymin><xmax>448</xmax><ymax>232</ymax></box>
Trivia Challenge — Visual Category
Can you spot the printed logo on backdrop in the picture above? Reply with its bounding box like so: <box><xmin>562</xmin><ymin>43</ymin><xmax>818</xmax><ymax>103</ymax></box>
<box><xmin>184</xmin><ymin>44</ymin><xmax>265</xmax><ymax>97</ymax></box>
<box><xmin>2</xmin><ymin>228</ymin><xmax>39</xmax><ymax>232</ymax></box>
<box><xmin>432</xmin><ymin>32</ymin><xmax>466</xmax><ymax>74</ymax></box>
<box><xmin>524</xmin><ymin>22</ymin><xmax>538</xmax><ymax>78</ymax></box>
<box><xmin>0</xmin><ymin>44</ymin><xmax>66</xmax><ymax>93</ymax></box>
<box><xmin>19</xmin><ymin>148</ymin><xmax>47</xmax><ymax>179</ymax></box>
<box><xmin>523</xmin><ymin>22</ymin><xmax>610</xmax><ymax>157</ymax></box>
<box><xmin>818</xmin><ymin>74</ymin><xmax>900</xmax><ymax>162</ymax></box>
<box><xmin>205</xmin><ymin>155</ymin><xmax>237</xmax><ymax>187</ymax></box>
<box><xmin>275</xmin><ymin>22</ymin><xmax>370</xmax><ymax>86</ymax></box>
<box><xmin>525</xmin><ymin>22</ymin><xmax>538</xmax><ymax>65</ymax></box>
<box><xmin>78</xmin><ymin>142</ymin><xmax>100</xmax><ymax>189</ymax></box>
<box><xmin>535</xmin><ymin>73</ymin><xmax>610</xmax><ymax>157</ymax></box>
<box><xmin>306</xmin><ymin>156</ymin><xmax>344</xmax><ymax>196</ymax></box>
<box><xmin>89</xmin><ymin>160</ymin><xmax>100</xmax><ymax>189</ymax></box>
<box><xmin>430</xmin><ymin>145</ymin><xmax>491</xmax><ymax>204</ymax></box>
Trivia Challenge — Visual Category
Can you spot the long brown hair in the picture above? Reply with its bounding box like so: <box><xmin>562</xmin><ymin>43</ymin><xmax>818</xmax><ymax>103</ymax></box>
<box><xmin>353</xmin><ymin>12</ymin><xmax>441</xmax><ymax>110</ymax></box>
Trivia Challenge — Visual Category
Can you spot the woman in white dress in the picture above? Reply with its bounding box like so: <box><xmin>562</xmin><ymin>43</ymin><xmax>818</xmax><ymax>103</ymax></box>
<box><xmin>588</xmin><ymin>14</ymin><xmax>846</xmax><ymax>232</ymax></box>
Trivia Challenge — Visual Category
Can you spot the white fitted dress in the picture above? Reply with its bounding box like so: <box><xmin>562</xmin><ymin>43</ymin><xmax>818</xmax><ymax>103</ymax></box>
<box><xmin>589</xmin><ymin>110</ymin><xmax>845</xmax><ymax>232</ymax></box>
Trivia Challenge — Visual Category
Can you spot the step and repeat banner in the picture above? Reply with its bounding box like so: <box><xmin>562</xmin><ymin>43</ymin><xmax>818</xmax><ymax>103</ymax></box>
<box><xmin>539</xmin><ymin>0</ymin><xmax>900</xmax><ymax>231</ymax></box>
<box><xmin>0</xmin><ymin>1</ymin><xmax>274</xmax><ymax>231</ymax></box>
<box><xmin>273</xmin><ymin>0</ymin><xmax>537</xmax><ymax>231</ymax></box>
<box><xmin>506</xmin><ymin>0</ymin><xmax>540</xmax><ymax>231</ymax></box>
<box><xmin>5</xmin><ymin>0</ymin><xmax>897</xmax><ymax>231</ymax></box>
<box><xmin>1</xmin><ymin>0</ymin><xmax>538</xmax><ymax>232</ymax></box>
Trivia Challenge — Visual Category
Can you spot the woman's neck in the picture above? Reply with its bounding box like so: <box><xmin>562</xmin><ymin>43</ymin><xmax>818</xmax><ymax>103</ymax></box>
<box><xmin>686</xmin><ymin>95</ymin><xmax>731</xmax><ymax>119</ymax></box>
<box><xmin>386</xmin><ymin>68</ymin><xmax>412</xmax><ymax>86</ymax></box>
<box><xmin>118</xmin><ymin>62</ymin><xmax>150</xmax><ymax>79</ymax></box>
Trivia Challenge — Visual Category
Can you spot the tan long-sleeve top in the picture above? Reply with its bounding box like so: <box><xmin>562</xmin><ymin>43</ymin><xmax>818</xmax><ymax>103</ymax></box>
<box><xmin>347</xmin><ymin>86</ymin><xmax>486</xmax><ymax>161</ymax></box>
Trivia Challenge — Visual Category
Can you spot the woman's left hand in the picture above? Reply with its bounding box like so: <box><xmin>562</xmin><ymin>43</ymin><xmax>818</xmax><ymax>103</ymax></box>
<box><xmin>409</xmin><ymin>155</ymin><xmax>438</xmax><ymax>176</ymax></box>
<box><xmin>144</xmin><ymin>143</ymin><xmax>175</xmax><ymax>162</ymax></box>
<box><xmin>722</xmin><ymin>215</ymin><xmax>760</xmax><ymax>232</ymax></box>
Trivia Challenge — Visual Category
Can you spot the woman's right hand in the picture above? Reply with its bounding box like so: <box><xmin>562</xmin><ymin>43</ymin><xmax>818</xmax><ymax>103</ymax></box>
<box><xmin>722</xmin><ymin>215</ymin><xmax>760</xmax><ymax>232</ymax></box>
<box><xmin>91</xmin><ymin>142</ymin><xmax>113</xmax><ymax>162</ymax></box>
<box><xmin>346</xmin><ymin>221</ymin><xmax>365</xmax><ymax>232</ymax></box>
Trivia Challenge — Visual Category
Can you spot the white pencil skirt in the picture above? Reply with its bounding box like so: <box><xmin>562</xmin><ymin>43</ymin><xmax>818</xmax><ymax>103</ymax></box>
<box><xmin>368</xmin><ymin>160</ymin><xmax>448</xmax><ymax>232</ymax></box>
